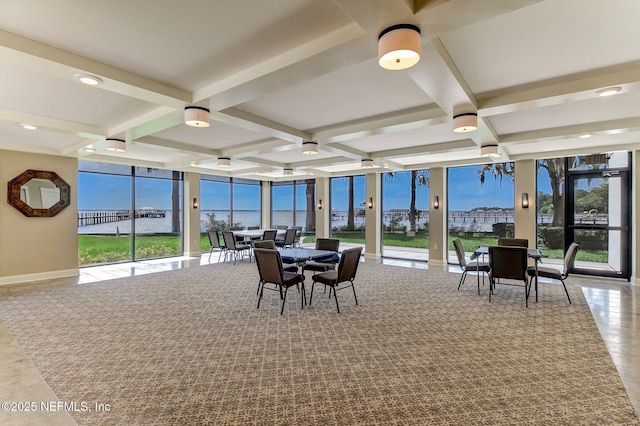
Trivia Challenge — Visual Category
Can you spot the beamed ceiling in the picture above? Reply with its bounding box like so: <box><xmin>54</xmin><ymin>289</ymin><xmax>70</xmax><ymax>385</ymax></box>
<box><xmin>1</xmin><ymin>0</ymin><xmax>640</xmax><ymax>180</ymax></box>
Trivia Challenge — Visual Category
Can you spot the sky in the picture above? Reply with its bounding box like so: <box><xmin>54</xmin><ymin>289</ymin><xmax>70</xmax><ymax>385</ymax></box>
<box><xmin>78</xmin><ymin>164</ymin><xmax>553</xmax><ymax>212</ymax></box>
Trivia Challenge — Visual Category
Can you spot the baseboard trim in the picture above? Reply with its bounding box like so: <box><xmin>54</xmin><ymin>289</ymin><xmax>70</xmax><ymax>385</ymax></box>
<box><xmin>0</xmin><ymin>269</ymin><xmax>79</xmax><ymax>286</ymax></box>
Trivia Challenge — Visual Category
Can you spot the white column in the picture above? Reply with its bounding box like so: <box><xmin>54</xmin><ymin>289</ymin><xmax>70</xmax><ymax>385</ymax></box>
<box><xmin>315</xmin><ymin>177</ymin><xmax>331</xmax><ymax>238</ymax></box>
<box><xmin>365</xmin><ymin>173</ymin><xmax>381</xmax><ymax>259</ymax></box>
<box><xmin>261</xmin><ymin>181</ymin><xmax>271</xmax><ymax>228</ymax></box>
<box><xmin>428</xmin><ymin>167</ymin><xmax>447</xmax><ymax>266</ymax></box>
<box><xmin>183</xmin><ymin>172</ymin><xmax>202</xmax><ymax>257</ymax></box>
<box><xmin>632</xmin><ymin>151</ymin><xmax>639</xmax><ymax>285</ymax></box>
<box><xmin>514</xmin><ymin>159</ymin><xmax>536</xmax><ymax>248</ymax></box>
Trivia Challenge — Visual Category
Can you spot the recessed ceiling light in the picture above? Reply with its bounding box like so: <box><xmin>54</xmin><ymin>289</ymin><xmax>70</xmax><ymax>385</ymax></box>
<box><xmin>596</xmin><ymin>86</ymin><xmax>621</xmax><ymax>97</ymax></box>
<box><xmin>74</xmin><ymin>73</ymin><xmax>103</xmax><ymax>85</ymax></box>
<box><xmin>20</xmin><ymin>123</ymin><xmax>38</xmax><ymax>130</ymax></box>
<box><xmin>579</xmin><ymin>133</ymin><xmax>593</xmax><ymax>139</ymax></box>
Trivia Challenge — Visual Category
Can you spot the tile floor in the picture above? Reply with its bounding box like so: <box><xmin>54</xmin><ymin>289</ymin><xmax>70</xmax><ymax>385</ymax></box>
<box><xmin>0</xmin><ymin>252</ymin><xmax>638</xmax><ymax>425</ymax></box>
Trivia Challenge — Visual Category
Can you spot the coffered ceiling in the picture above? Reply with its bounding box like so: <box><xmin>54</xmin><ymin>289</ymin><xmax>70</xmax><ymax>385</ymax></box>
<box><xmin>1</xmin><ymin>0</ymin><xmax>639</xmax><ymax>180</ymax></box>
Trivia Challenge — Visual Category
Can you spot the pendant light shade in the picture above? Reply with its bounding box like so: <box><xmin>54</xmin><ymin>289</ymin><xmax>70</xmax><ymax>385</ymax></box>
<box><xmin>361</xmin><ymin>159</ymin><xmax>374</xmax><ymax>168</ymax></box>
<box><xmin>105</xmin><ymin>138</ymin><xmax>126</xmax><ymax>152</ymax></box>
<box><xmin>378</xmin><ymin>24</ymin><xmax>421</xmax><ymax>70</ymax></box>
<box><xmin>283</xmin><ymin>168</ymin><xmax>293</xmax><ymax>176</ymax></box>
<box><xmin>218</xmin><ymin>157</ymin><xmax>231</xmax><ymax>167</ymax></box>
<box><xmin>453</xmin><ymin>112</ymin><xmax>478</xmax><ymax>133</ymax></box>
<box><xmin>302</xmin><ymin>141</ymin><xmax>318</xmax><ymax>155</ymax></box>
<box><xmin>184</xmin><ymin>106</ymin><xmax>210</xmax><ymax>127</ymax></box>
<box><xmin>481</xmin><ymin>143</ymin><xmax>499</xmax><ymax>157</ymax></box>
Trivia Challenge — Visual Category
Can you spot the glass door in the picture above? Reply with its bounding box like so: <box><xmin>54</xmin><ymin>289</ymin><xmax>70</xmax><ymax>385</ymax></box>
<box><xmin>567</xmin><ymin>169</ymin><xmax>630</xmax><ymax>278</ymax></box>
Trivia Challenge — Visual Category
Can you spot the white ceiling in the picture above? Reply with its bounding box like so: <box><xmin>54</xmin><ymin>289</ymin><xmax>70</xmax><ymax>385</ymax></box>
<box><xmin>1</xmin><ymin>0</ymin><xmax>639</xmax><ymax>181</ymax></box>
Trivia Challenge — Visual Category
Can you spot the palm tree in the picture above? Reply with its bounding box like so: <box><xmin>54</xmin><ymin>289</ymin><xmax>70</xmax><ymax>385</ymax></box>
<box><xmin>305</xmin><ymin>181</ymin><xmax>316</xmax><ymax>232</ymax></box>
<box><xmin>385</xmin><ymin>170</ymin><xmax>429</xmax><ymax>235</ymax></box>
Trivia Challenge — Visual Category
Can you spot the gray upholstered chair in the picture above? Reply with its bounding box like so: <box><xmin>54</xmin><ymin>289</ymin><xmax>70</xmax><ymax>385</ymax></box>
<box><xmin>497</xmin><ymin>238</ymin><xmax>529</xmax><ymax>247</ymax></box>
<box><xmin>527</xmin><ymin>242</ymin><xmax>578</xmax><ymax>304</ymax></box>
<box><xmin>310</xmin><ymin>247</ymin><xmax>362</xmax><ymax>313</ymax></box>
<box><xmin>253</xmin><ymin>240</ymin><xmax>298</xmax><ymax>273</ymax></box>
<box><xmin>291</xmin><ymin>226</ymin><xmax>303</xmax><ymax>247</ymax></box>
<box><xmin>275</xmin><ymin>228</ymin><xmax>297</xmax><ymax>249</ymax></box>
<box><xmin>453</xmin><ymin>238</ymin><xmax>490</xmax><ymax>294</ymax></box>
<box><xmin>261</xmin><ymin>229</ymin><xmax>278</xmax><ymax>242</ymax></box>
<box><xmin>222</xmin><ymin>231</ymin><xmax>252</xmax><ymax>264</ymax></box>
<box><xmin>488</xmin><ymin>245</ymin><xmax>530</xmax><ymax>307</ymax></box>
<box><xmin>254</xmin><ymin>248</ymin><xmax>306</xmax><ymax>315</ymax></box>
<box><xmin>207</xmin><ymin>230</ymin><xmax>226</xmax><ymax>262</ymax></box>
<box><xmin>302</xmin><ymin>238</ymin><xmax>340</xmax><ymax>275</ymax></box>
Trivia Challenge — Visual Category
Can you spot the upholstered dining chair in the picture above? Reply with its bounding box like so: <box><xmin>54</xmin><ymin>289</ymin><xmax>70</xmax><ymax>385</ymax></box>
<box><xmin>497</xmin><ymin>238</ymin><xmax>529</xmax><ymax>247</ymax></box>
<box><xmin>253</xmin><ymin>240</ymin><xmax>298</xmax><ymax>273</ymax></box>
<box><xmin>453</xmin><ymin>238</ymin><xmax>490</xmax><ymax>295</ymax></box>
<box><xmin>302</xmin><ymin>238</ymin><xmax>340</xmax><ymax>275</ymax></box>
<box><xmin>254</xmin><ymin>248</ymin><xmax>306</xmax><ymax>315</ymax></box>
<box><xmin>527</xmin><ymin>242</ymin><xmax>579</xmax><ymax>304</ymax></box>
<box><xmin>291</xmin><ymin>226</ymin><xmax>303</xmax><ymax>247</ymax></box>
<box><xmin>207</xmin><ymin>230</ymin><xmax>226</xmax><ymax>263</ymax></box>
<box><xmin>275</xmin><ymin>228</ymin><xmax>297</xmax><ymax>249</ymax></box>
<box><xmin>261</xmin><ymin>229</ymin><xmax>278</xmax><ymax>242</ymax></box>
<box><xmin>488</xmin><ymin>245</ymin><xmax>530</xmax><ymax>307</ymax></box>
<box><xmin>222</xmin><ymin>231</ymin><xmax>252</xmax><ymax>264</ymax></box>
<box><xmin>310</xmin><ymin>247</ymin><xmax>362</xmax><ymax>313</ymax></box>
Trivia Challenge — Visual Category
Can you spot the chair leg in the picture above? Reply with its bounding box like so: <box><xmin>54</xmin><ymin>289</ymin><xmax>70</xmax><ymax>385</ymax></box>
<box><xmin>257</xmin><ymin>281</ymin><xmax>265</xmax><ymax>309</ymax></box>
<box><xmin>280</xmin><ymin>286</ymin><xmax>289</xmax><ymax>315</ymax></box>
<box><xmin>300</xmin><ymin>282</ymin><xmax>306</xmax><ymax>309</ymax></box>
<box><xmin>350</xmin><ymin>280</ymin><xmax>358</xmax><ymax>306</ymax></box>
<box><xmin>208</xmin><ymin>248</ymin><xmax>213</xmax><ymax>262</ymax></box>
<box><xmin>332</xmin><ymin>285</ymin><xmax>340</xmax><ymax>313</ymax></box>
<box><xmin>457</xmin><ymin>271</ymin><xmax>467</xmax><ymax>290</ymax></box>
<box><xmin>309</xmin><ymin>281</ymin><xmax>316</xmax><ymax>306</ymax></box>
<box><xmin>560</xmin><ymin>279</ymin><xmax>572</xmax><ymax>304</ymax></box>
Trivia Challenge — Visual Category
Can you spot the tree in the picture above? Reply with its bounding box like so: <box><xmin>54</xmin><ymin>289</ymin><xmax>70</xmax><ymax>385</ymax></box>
<box><xmin>385</xmin><ymin>169</ymin><xmax>429</xmax><ymax>235</ymax></box>
<box><xmin>537</xmin><ymin>158</ymin><xmax>564</xmax><ymax>226</ymax></box>
<box><xmin>347</xmin><ymin>176</ymin><xmax>355</xmax><ymax>230</ymax></box>
<box><xmin>305</xmin><ymin>181</ymin><xmax>316</xmax><ymax>232</ymax></box>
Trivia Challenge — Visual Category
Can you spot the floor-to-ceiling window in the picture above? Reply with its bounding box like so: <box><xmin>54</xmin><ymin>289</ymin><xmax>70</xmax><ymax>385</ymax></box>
<box><xmin>200</xmin><ymin>176</ymin><xmax>262</xmax><ymax>250</ymax></box>
<box><xmin>272</xmin><ymin>179</ymin><xmax>316</xmax><ymax>238</ymax></box>
<box><xmin>330</xmin><ymin>175</ymin><xmax>366</xmax><ymax>248</ymax></box>
<box><xmin>381</xmin><ymin>170</ymin><xmax>430</xmax><ymax>260</ymax></box>
<box><xmin>447</xmin><ymin>163</ymin><xmax>515</xmax><ymax>263</ymax></box>
<box><xmin>232</xmin><ymin>178</ymin><xmax>261</xmax><ymax>228</ymax></box>
<box><xmin>78</xmin><ymin>162</ymin><xmax>183</xmax><ymax>266</ymax></box>
<box><xmin>133</xmin><ymin>168</ymin><xmax>183</xmax><ymax>260</ymax></box>
<box><xmin>272</xmin><ymin>181</ymin><xmax>294</xmax><ymax>228</ymax></box>
<box><xmin>536</xmin><ymin>151</ymin><xmax>631</xmax><ymax>278</ymax></box>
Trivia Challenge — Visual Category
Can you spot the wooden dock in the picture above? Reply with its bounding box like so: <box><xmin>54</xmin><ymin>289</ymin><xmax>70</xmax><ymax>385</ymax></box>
<box><xmin>78</xmin><ymin>209</ymin><xmax>166</xmax><ymax>226</ymax></box>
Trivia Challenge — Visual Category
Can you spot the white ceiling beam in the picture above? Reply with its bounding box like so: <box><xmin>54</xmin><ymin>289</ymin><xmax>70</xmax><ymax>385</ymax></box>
<box><xmin>500</xmin><ymin>117</ymin><xmax>640</xmax><ymax>145</ymax></box>
<box><xmin>134</xmin><ymin>136</ymin><xmax>222</xmax><ymax>157</ymax></box>
<box><xmin>0</xmin><ymin>29</ymin><xmax>191</xmax><ymax>108</ymax></box>
<box><xmin>370</xmin><ymin>139</ymin><xmax>476</xmax><ymax>158</ymax></box>
<box><xmin>312</xmin><ymin>105</ymin><xmax>446</xmax><ymax>143</ymax></box>
<box><xmin>0</xmin><ymin>108</ymin><xmax>107</xmax><ymax>139</ymax></box>
<box><xmin>214</xmin><ymin>108</ymin><xmax>310</xmax><ymax>143</ymax></box>
<box><xmin>223</xmin><ymin>138</ymin><xmax>298</xmax><ymax>158</ymax></box>
<box><xmin>478</xmin><ymin>62</ymin><xmax>640</xmax><ymax>117</ymax></box>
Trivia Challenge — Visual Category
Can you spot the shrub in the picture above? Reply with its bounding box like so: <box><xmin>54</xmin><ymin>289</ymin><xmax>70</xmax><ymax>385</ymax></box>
<box><xmin>538</xmin><ymin>226</ymin><xmax>563</xmax><ymax>249</ymax></box>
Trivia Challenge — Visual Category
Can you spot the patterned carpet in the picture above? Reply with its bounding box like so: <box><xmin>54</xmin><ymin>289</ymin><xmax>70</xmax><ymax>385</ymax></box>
<box><xmin>0</xmin><ymin>261</ymin><xmax>638</xmax><ymax>425</ymax></box>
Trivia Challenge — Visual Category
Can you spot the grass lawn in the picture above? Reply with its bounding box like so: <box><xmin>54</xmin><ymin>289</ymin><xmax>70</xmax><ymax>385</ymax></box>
<box><xmin>78</xmin><ymin>234</ymin><xmax>182</xmax><ymax>265</ymax></box>
<box><xmin>80</xmin><ymin>232</ymin><xmax>606</xmax><ymax>266</ymax></box>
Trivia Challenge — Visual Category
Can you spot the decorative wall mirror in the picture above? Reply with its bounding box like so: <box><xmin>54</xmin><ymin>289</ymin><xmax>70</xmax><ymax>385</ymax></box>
<box><xmin>7</xmin><ymin>169</ymin><xmax>71</xmax><ymax>217</ymax></box>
